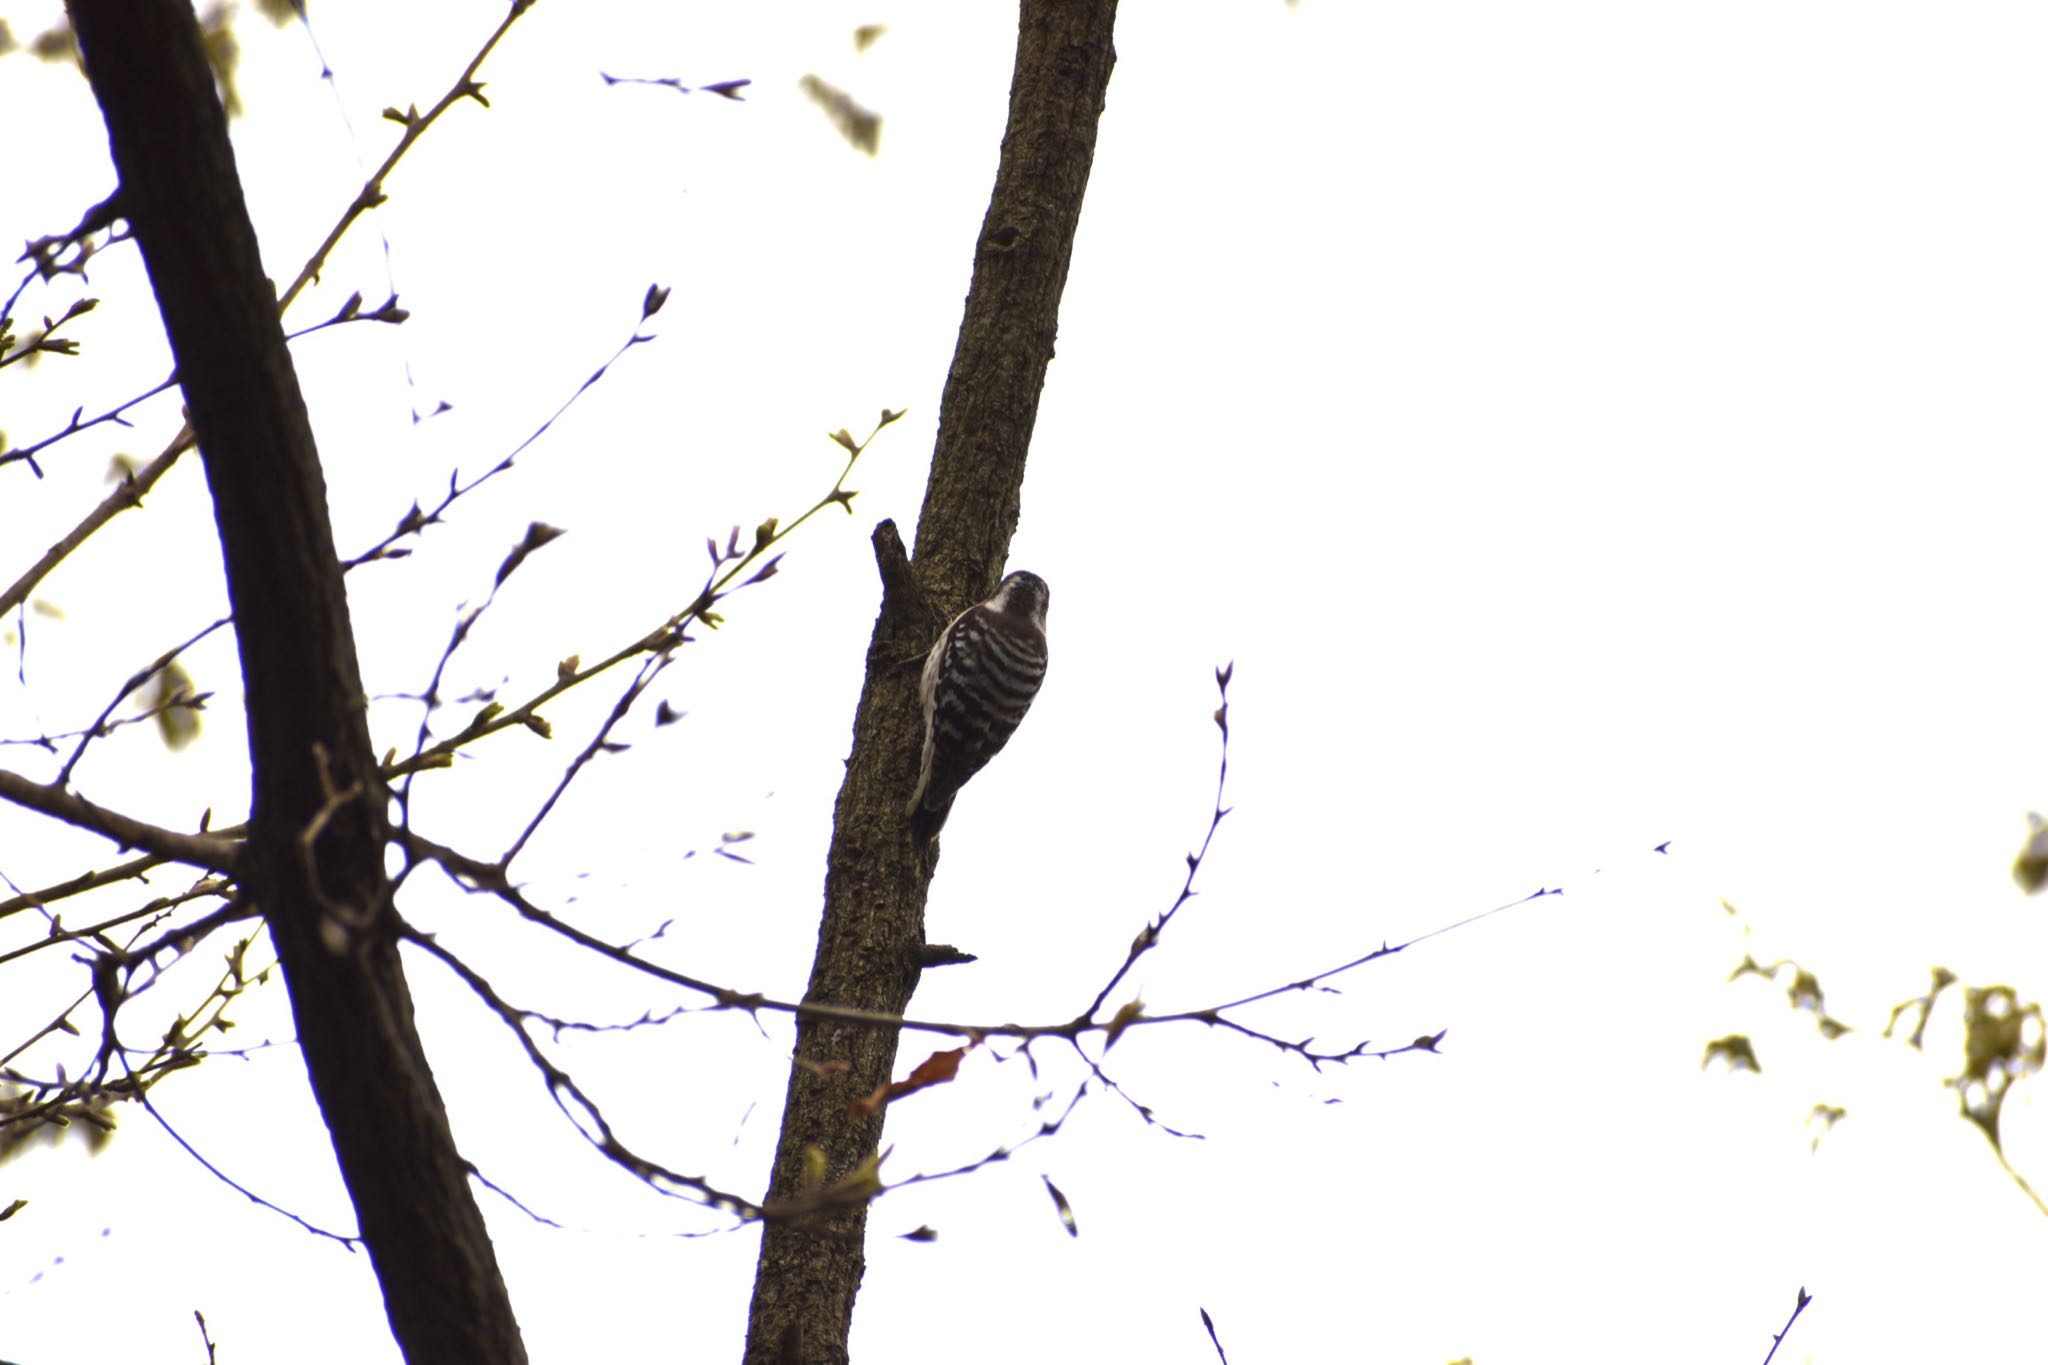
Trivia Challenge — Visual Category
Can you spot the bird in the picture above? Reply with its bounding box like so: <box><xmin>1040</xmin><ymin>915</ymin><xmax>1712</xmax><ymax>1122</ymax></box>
<box><xmin>908</xmin><ymin>569</ymin><xmax>1049</xmax><ymax>844</ymax></box>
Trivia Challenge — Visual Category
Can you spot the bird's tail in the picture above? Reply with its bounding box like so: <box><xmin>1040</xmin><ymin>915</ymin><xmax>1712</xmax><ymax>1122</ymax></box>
<box><xmin>910</xmin><ymin>792</ymin><xmax>954</xmax><ymax>846</ymax></box>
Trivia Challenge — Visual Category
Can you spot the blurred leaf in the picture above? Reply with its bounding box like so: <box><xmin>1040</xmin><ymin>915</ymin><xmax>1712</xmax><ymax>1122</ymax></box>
<box><xmin>1786</xmin><ymin>968</ymin><xmax>1824</xmax><ymax>1013</ymax></box>
<box><xmin>1103</xmin><ymin>998</ymin><xmax>1143</xmax><ymax>1051</ymax></box>
<box><xmin>2013</xmin><ymin>811</ymin><xmax>2048</xmax><ymax>894</ymax></box>
<box><xmin>1702</xmin><ymin>1034</ymin><xmax>1760</xmax><ymax>1073</ymax></box>
<box><xmin>1885</xmin><ymin>966</ymin><xmax>1959</xmax><ymax>1049</ymax></box>
<box><xmin>850</xmin><ymin>1045</ymin><xmax>967</xmax><ymax>1116</ymax></box>
<box><xmin>198</xmin><ymin>3</ymin><xmax>241</xmax><ymax>120</ymax></box>
<box><xmin>825</xmin><ymin>1149</ymin><xmax>887</xmax><ymax>1202</ymax></box>
<box><xmin>1953</xmin><ymin>984</ymin><xmax>2045</xmax><ymax>1143</ymax></box>
<box><xmin>1041</xmin><ymin>1174</ymin><xmax>1077</xmax><ymax>1237</ymax></box>
<box><xmin>799</xmin><ymin>74</ymin><xmax>880</xmax><ymax>156</ymax></box>
<box><xmin>0</xmin><ymin>1086</ymin><xmax>117</xmax><ymax>1165</ymax></box>
<box><xmin>30</xmin><ymin>22</ymin><xmax>77</xmax><ymax>65</ymax></box>
<box><xmin>1807</xmin><ymin>1103</ymin><xmax>1846</xmax><ymax>1152</ymax></box>
<box><xmin>153</xmin><ymin>659</ymin><xmax>203</xmax><ymax>751</ymax></box>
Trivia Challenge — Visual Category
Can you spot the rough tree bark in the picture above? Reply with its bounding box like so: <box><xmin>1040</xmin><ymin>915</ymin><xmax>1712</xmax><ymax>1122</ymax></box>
<box><xmin>66</xmin><ymin>3</ymin><xmax>528</xmax><ymax>1361</ymax></box>
<box><xmin>742</xmin><ymin>3</ymin><xmax>1120</xmax><ymax>1362</ymax></box>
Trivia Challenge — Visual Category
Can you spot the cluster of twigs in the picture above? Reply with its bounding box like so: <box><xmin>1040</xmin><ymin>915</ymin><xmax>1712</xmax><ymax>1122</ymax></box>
<box><xmin>0</xmin><ymin>0</ymin><xmax>1479</xmax><ymax>1257</ymax></box>
<box><xmin>1</xmin><ymin>557</ymin><xmax>1497</xmax><ymax>1234</ymax></box>
<box><xmin>363</xmin><ymin>662</ymin><xmax>1478</xmax><ymax>1228</ymax></box>
<box><xmin>0</xmin><ymin>398</ymin><xmax>889</xmax><ymax>1213</ymax></box>
<box><xmin>0</xmin><ymin>0</ymin><xmax>761</xmax><ymax>1214</ymax></box>
<box><xmin>5</xmin><ymin>576</ymin><xmax>1485</xmax><ymax>1238</ymax></box>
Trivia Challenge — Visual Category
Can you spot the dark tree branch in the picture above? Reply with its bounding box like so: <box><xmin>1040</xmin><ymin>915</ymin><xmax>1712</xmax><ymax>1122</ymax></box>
<box><xmin>907</xmin><ymin>7</ymin><xmax>1118</xmax><ymax>608</ymax></box>
<box><xmin>0</xmin><ymin>768</ymin><xmax>237</xmax><ymax>871</ymax></box>
<box><xmin>64</xmin><ymin>3</ymin><xmax>528</xmax><ymax>1361</ymax></box>
<box><xmin>744</xmin><ymin>4</ymin><xmax>1120</xmax><ymax>1361</ymax></box>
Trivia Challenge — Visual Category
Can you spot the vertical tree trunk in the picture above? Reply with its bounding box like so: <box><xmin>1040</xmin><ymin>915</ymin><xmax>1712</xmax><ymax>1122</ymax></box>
<box><xmin>742</xmin><ymin>4</ymin><xmax>1119</xmax><ymax>1362</ymax></box>
<box><xmin>66</xmin><ymin>3</ymin><xmax>528</xmax><ymax>1360</ymax></box>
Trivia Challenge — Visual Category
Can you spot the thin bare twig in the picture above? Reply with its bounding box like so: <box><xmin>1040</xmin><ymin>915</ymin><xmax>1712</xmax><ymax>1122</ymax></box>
<box><xmin>1069</xmin><ymin>1047</ymin><xmax>1203</xmax><ymax>1138</ymax></box>
<box><xmin>0</xmin><ymin>435</ymin><xmax>191</xmax><ymax>619</ymax></box>
<box><xmin>0</xmin><ymin>681</ymin><xmax>208</xmax><ymax>754</ymax></box>
<box><xmin>465</xmin><ymin>1162</ymin><xmax>564</xmax><ymax>1229</ymax></box>
<box><xmin>0</xmin><ymin>378</ymin><xmax>180</xmax><ymax>475</ymax></box>
<box><xmin>1</xmin><ymin>381</ymin><xmax>873</xmax><ymax>924</ymax></box>
<box><xmin>5</xmin><ymin>189</ymin><xmax>124</xmax><ymax>340</ymax></box>
<box><xmin>383</xmin><ymin>408</ymin><xmax>884</xmax><ymax>783</ymax></box>
<box><xmin>0</xmin><ymin>305</ymin><xmax>395</xmax><ymax>608</ymax></box>
<box><xmin>346</xmin><ymin>287</ymin><xmax>667</xmax><ymax>574</ymax></box>
<box><xmin>1760</xmin><ymin>1287</ymin><xmax>1813</xmax><ymax>1365</ymax></box>
<box><xmin>1152</xmin><ymin>886</ymin><xmax>1555</xmax><ymax>1025</ymax></box>
<box><xmin>1082</xmin><ymin>662</ymin><xmax>1235</xmax><ymax>1022</ymax></box>
<box><xmin>275</xmin><ymin>0</ymin><xmax>535</xmax><ymax>316</ymax></box>
<box><xmin>404</xmin><ymin>927</ymin><xmax>762</xmax><ymax>1219</ymax></box>
<box><xmin>55</xmin><ymin>618</ymin><xmax>230</xmax><ymax>783</ymax></box>
<box><xmin>0</xmin><ymin>849</ymin><xmax>179</xmax><ymax>922</ymax></box>
<box><xmin>0</xmin><ymin>983</ymin><xmax>95</xmax><ymax>1072</ymax></box>
<box><xmin>597</xmin><ymin>73</ymin><xmax>751</xmax><ymax>99</ymax></box>
<box><xmin>1</xmin><ymin>0</ymin><xmax>535</xmax><ymax>606</ymax></box>
<box><xmin>768</xmin><ymin>1085</ymin><xmax>1089</xmax><ymax>1223</ymax></box>
<box><xmin>500</xmin><ymin>652</ymin><xmax>665</xmax><ymax>868</ymax></box>
<box><xmin>402</xmin><ymin>821</ymin><xmax>1468</xmax><ymax>1064</ymax></box>
<box><xmin>135</xmin><ymin>1082</ymin><xmax>359</xmax><ymax>1247</ymax></box>
<box><xmin>0</xmin><ymin>875</ymin><xmax>229</xmax><ymax>969</ymax></box>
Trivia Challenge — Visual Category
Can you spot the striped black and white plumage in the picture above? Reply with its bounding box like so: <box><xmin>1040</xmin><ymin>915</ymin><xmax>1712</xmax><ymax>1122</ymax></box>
<box><xmin>908</xmin><ymin>570</ymin><xmax>1049</xmax><ymax>844</ymax></box>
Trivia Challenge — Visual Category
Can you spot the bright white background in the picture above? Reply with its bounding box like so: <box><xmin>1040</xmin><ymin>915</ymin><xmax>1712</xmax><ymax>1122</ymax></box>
<box><xmin>4</xmin><ymin>2</ymin><xmax>2047</xmax><ymax>1362</ymax></box>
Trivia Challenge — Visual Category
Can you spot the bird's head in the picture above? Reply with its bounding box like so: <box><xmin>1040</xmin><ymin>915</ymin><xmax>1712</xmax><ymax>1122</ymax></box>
<box><xmin>990</xmin><ymin>570</ymin><xmax>1049</xmax><ymax>631</ymax></box>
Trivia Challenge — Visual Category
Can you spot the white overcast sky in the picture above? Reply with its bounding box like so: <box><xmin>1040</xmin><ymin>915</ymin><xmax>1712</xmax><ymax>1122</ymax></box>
<box><xmin>5</xmin><ymin>2</ymin><xmax>2048</xmax><ymax>1362</ymax></box>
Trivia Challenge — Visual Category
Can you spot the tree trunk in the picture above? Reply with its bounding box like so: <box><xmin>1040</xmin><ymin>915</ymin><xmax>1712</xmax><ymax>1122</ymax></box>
<box><xmin>66</xmin><ymin>3</ymin><xmax>528</xmax><ymax>1361</ymax></box>
<box><xmin>742</xmin><ymin>3</ymin><xmax>1119</xmax><ymax>1362</ymax></box>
